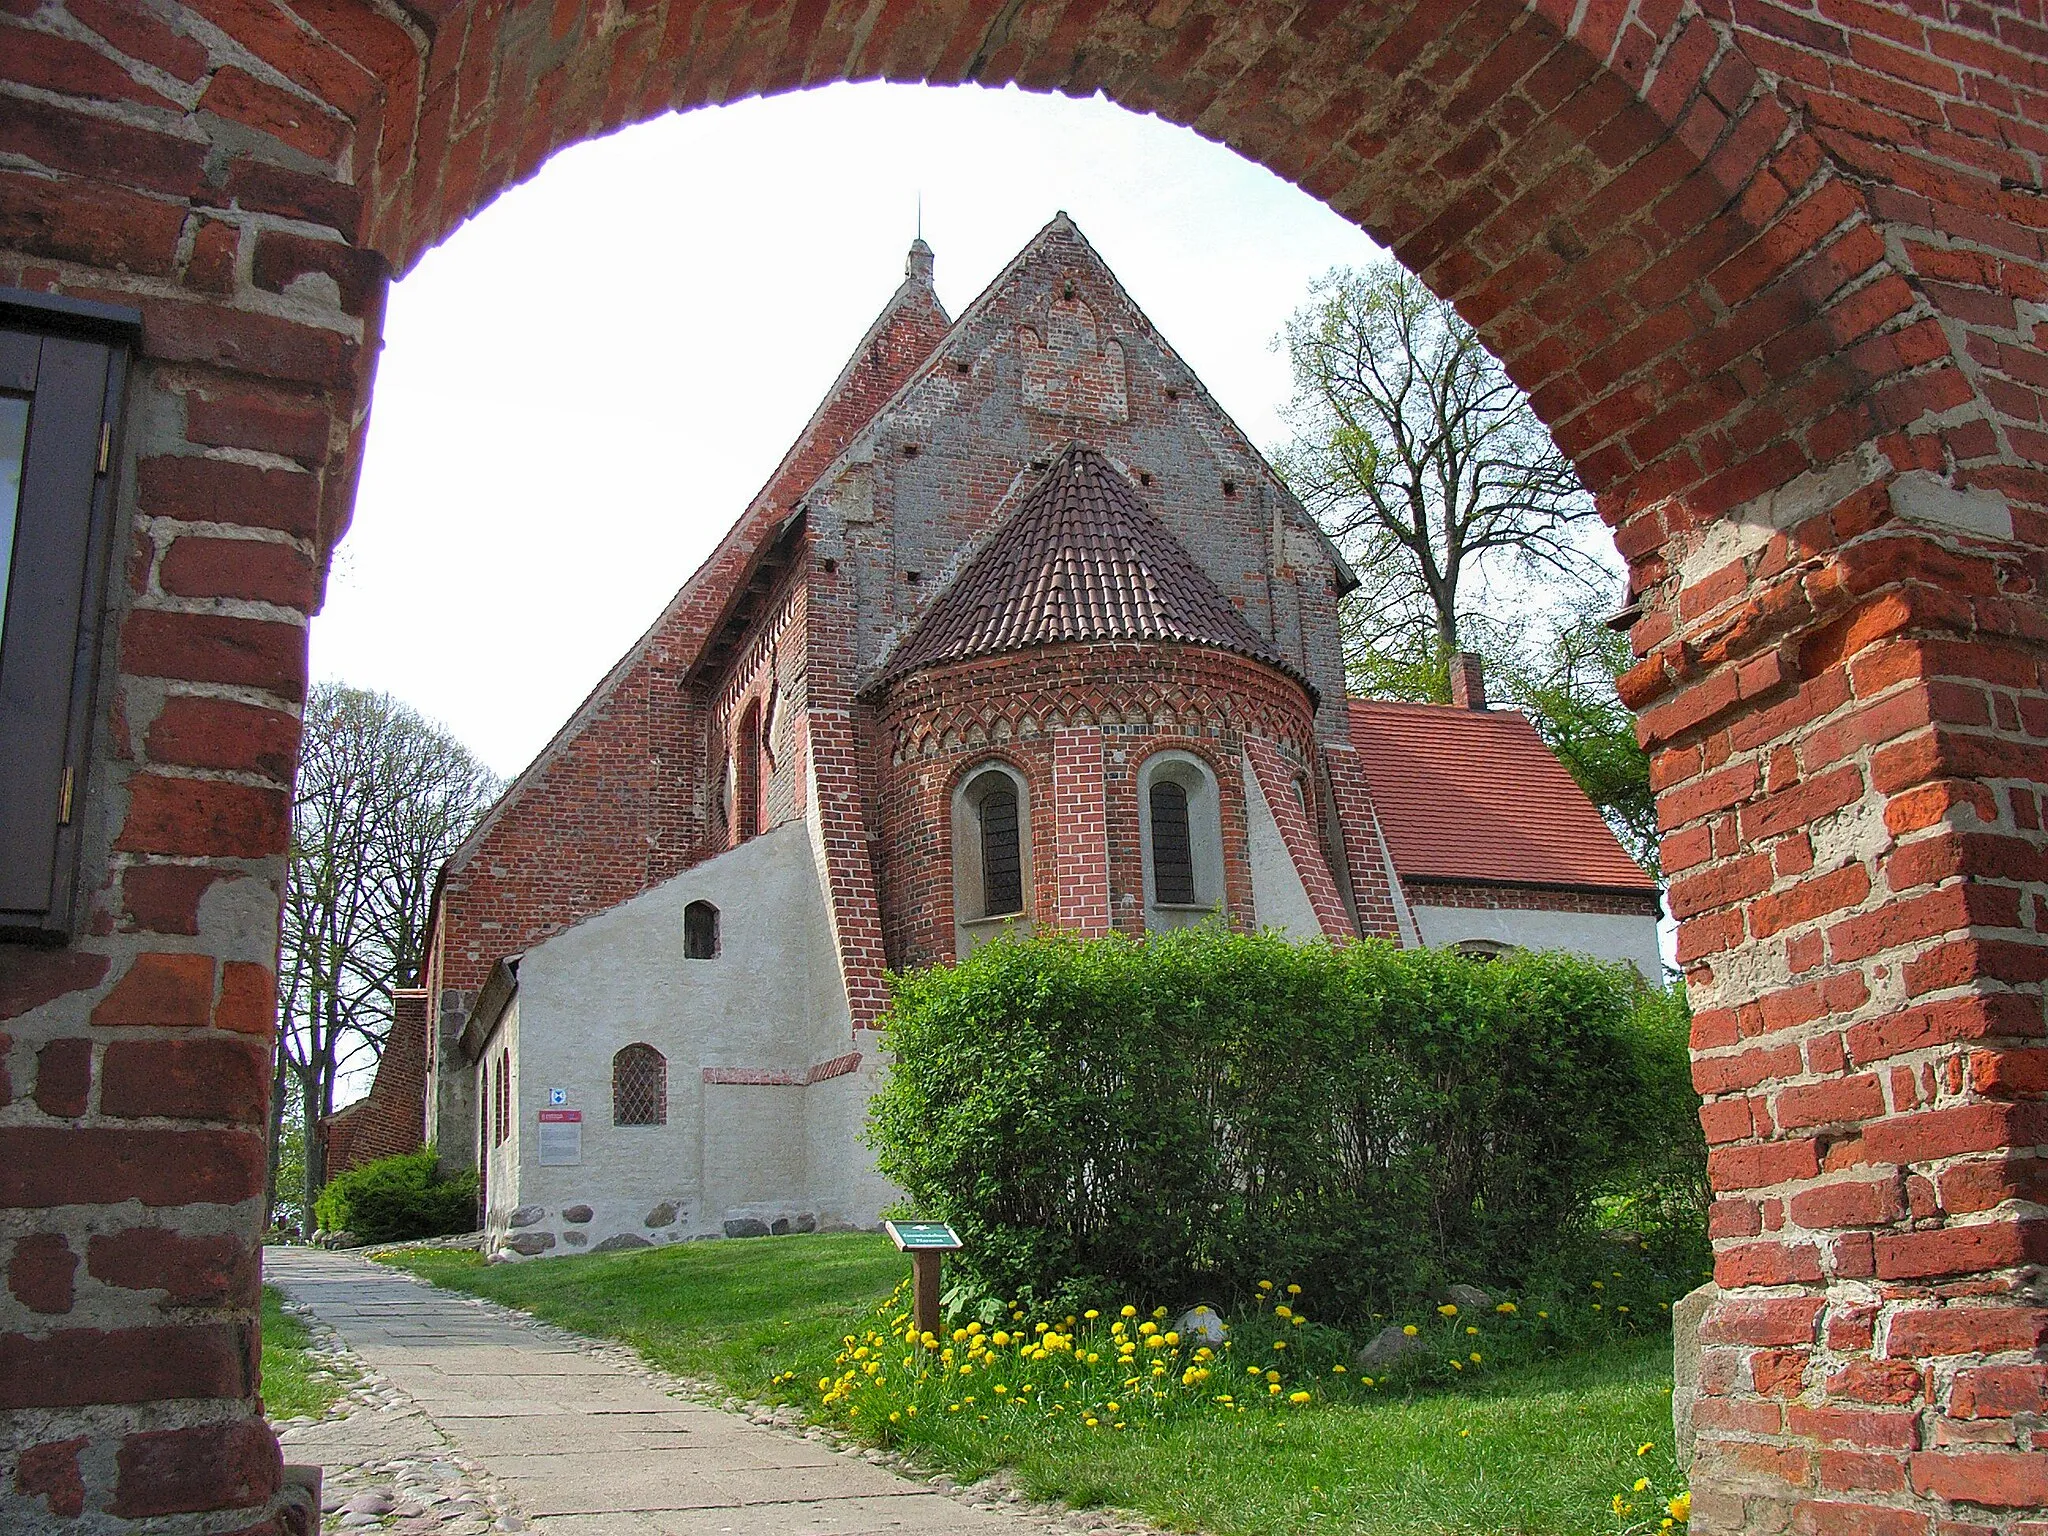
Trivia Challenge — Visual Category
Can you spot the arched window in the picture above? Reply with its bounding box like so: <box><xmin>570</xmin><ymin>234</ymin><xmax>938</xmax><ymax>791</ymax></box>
<box><xmin>612</xmin><ymin>1043</ymin><xmax>667</xmax><ymax>1126</ymax></box>
<box><xmin>733</xmin><ymin>701</ymin><xmax>762</xmax><ymax>845</ymax></box>
<box><xmin>1148</xmin><ymin>780</ymin><xmax>1196</xmax><ymax>905</ymax></box>
<box><xmin>952</xmin><ymin>762</ymin><xmax>1033</xmax><ymax>955</ymax></box>
<box><xmin>980</xmin><ymin>787</ymin><xmax>1023</xmax><ymax>916</ymax></box>
<box><xmin>684</xmin><ymin>900</ymin><xmax>720</xmax><ymax>959</ymax></box>
<box><xmin>495</xmin><ymin>1048</ymin><xmax>511</xmax><ymax>1147</ymax></box>
<box><xmin>1139</xmin><ymin>751</ymin><xmax>1225</xmax><ymax>931</ymax></box>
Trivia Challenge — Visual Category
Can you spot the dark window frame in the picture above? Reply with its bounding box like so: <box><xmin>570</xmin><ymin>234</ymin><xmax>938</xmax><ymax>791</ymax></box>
<box><xmin>612</xmin><ymin>1042</ymin><xmax>668</xmax><ymax>1127</ymax></box>
<box><xmin>1149</xmin><ymin>779</ymin><xmax>1197</xmax><ymax>906</ymax></box>
<box><xmin>978</xmin><ymin>786</ymin><xmax>1023</xmax><ymax>917</ymax></box>
<box><xmin>684</xmin><ymin>899</ymin><xmax>720</xmax><ymax>959</ymax></box>
<box><xmin>0</xmin><ymin>288</ymin><xmax>138</xmax><ymax>942</ymax></box>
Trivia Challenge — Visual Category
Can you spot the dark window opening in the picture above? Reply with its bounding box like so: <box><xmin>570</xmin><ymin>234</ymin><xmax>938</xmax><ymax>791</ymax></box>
<box><xmin>733</xmin><ymin>702</ymin><xmax>762</xmax><ymax>844</ymax></box>
<box><xmin>980</xmin><ymin>788</ymin><xmax>1022</xmax><ymax>916</ymax></box>
<box><xmin>613</xmin><ymin>1043</ymin><xmax>667</xmax><ymax>1126</ymax></box>
<box><xmin>0</xmin><ymin>293</ymin><xmax>136</xmax><ymax>939</ymax></box>
<box><xmin>684</xmin><ymin>900</ymin><xmax>720</xmax><ymax>959</ymax></box>
<box><xmin>1150</xmin><ymin>780</ymin><xmax>1196</xmax><ymax>905</ymax></box>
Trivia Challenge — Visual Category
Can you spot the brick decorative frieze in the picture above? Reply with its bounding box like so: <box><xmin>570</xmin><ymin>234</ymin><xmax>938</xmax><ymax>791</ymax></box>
<box><xmin>1405</xmin><ymin>881</ymin><xmax>1663</xmax><ymax>918</ymax></box>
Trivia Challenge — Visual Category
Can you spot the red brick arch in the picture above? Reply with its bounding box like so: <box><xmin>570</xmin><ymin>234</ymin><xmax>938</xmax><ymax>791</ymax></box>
<box><xmin>1</xmin><ymin>3</ymin><xmax>2043</xmax><ymax>1533</ymax></box>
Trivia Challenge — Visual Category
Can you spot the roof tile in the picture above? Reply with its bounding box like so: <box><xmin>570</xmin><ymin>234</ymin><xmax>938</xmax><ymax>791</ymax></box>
<box><xmin>881</xmin><ymin>443</ymin><xmax>1301</xmax><ymax>688</ymax></box>
<box><xmin>1347</xmin><ymin>698</ymin><xmax>1656</xmax><ymax>893</ymax></box>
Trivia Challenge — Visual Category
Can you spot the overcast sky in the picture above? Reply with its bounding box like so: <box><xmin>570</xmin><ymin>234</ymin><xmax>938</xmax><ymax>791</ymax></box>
<box><xmin>307</xmin><ymin>82</ymin><xmax>1391</xmax><ymax>777</ymax></box>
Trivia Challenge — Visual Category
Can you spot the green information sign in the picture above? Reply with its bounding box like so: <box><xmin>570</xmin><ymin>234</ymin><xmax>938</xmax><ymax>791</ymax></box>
<box><xmin>885</xmin><ymin>1220</ymin><xmax>963</xmax><ymax>1252</ymax></box>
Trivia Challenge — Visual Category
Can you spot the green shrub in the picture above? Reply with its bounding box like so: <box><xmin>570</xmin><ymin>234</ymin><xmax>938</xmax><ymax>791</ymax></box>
<box><xmin>868</xmin><ymin>930</ymin><xmax>1702</xmax><ymax>1323</ymax></box>
<box><xmin>313</xmin><ymin>1146</ymin><xmax>477</xmax><ymax>1244</ymax></box>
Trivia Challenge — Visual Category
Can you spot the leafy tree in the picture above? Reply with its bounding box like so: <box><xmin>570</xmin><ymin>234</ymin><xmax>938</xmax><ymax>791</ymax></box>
<box><xmin>1277</xmin><ymin>261</ymin><xmax>1600</xmax><ymax>662</ymax></box>
<box><xmin>271</xmin><ymin>683</ymin><xmax>500</xmax><ymax>1228</ymax></box>
<box><xmin>1276</xmin><ymin>260</ymin><xmax>1654</xmax><ymax>872</ymax></box>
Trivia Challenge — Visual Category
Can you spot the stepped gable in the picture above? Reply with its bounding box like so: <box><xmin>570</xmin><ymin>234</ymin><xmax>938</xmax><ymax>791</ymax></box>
<box><xmin>875</xmin><ymin>442</ymin><xmax>1308</xmax><ymax>694</ymax></box>
<box><xmin>1346</xmin><ymin>699</ymin><xmax>1656</xmax><ymax>893</ymax></box>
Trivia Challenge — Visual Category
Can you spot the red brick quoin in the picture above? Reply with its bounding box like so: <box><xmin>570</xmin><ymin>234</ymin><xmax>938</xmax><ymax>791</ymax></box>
<box><xmin>1</xmin><ymin>3</ymin><xmax>2044</xmax><ymax>1534</ymax></box>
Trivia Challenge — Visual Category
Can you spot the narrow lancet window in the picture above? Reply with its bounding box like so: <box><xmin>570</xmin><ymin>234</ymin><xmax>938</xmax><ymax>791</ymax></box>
<box><xmin>1149</xmin><ymin>779</ymin><xmax>1196</xmax><ymax>905</ymax></box>
<box><xmin>980</xmin><ymin>788</ymin><xmax>1022</xmax><ymax>915</ymax></box>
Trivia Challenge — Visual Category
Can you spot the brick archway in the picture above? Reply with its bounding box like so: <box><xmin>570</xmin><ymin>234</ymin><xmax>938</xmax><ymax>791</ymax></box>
<box><xmin>1</xmin><ymin>4</ymin><xmax>2042</xmax><ymax>1533</ymax></box>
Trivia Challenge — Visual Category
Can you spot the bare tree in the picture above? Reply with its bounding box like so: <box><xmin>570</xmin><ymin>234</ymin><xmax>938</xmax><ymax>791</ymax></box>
<box><xmin>1277</xmin><ymin>261</ymin><xmax>1602</xmax><ymax>670</ymax></box>
<box><xmin>270</xmin><ymin>684</ymin><xmax>500</xmax><ymax>1227</ymax></box>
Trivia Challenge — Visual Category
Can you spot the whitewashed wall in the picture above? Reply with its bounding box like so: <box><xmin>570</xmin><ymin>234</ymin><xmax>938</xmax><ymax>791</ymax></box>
<box><xmin>484</xmin><ymin>819</ymin><xmax>873</xmax><ymax>1260</ymax></box>
<box><xmin>1241</xmin><ymin>754</ymin><xmax>1320</xmax><ymax>938</ymax></box>
<box><xmin>1408</xmin><ymin>902</ymin><xmax>1666</xmax><ymax>982</ymax></box>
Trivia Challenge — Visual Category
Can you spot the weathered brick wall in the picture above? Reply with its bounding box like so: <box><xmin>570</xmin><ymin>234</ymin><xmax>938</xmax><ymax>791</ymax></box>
<box><xmin>873</xmin><ymin>644</ymin><xmax>1324</xmax><ymax>965</ymax></box>
<box><xmin>1404</xmin><ymin>881</ymin><xmax>1665</xmax><ymax>916</ymax></box>
<box><xmin>320</xmin><ymin>990</ymin><xmax>428</xmax><ymax>1180</ymax></box>
<box><xmin>1</xmin><ymin>1</ymin><xmax>2043</xmax><ymax>1532</ymax></box>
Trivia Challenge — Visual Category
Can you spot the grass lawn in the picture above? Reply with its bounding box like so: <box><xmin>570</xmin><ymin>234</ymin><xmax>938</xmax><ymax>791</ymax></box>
<box><xmin>382</xmin><ymin>1235</ymin><xmax>1685</xmax><ymax>1535</ymax></box>
<box><xmin>260</xmin><ymin>1282</ymin><xmax>355</xmax><ymax>1421</ymax></box>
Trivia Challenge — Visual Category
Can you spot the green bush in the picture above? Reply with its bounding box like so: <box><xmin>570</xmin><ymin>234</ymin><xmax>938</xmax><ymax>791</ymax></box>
<box><xmin>313</xmin><ymin>1147</ymin><xmax>478</xmax><ymax>1245</ymax></box>
<box><xmin>868</xmin><ymin>930</ymin><xmax>1702</xmax><ymax>1323</ymax></box>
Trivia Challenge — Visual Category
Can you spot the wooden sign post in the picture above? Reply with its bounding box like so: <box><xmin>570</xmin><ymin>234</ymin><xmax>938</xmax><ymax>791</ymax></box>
<box><xmin>883</xmin><ymin>1220</ymin><xmax>963</xmax><ymax>1341</ymax></box>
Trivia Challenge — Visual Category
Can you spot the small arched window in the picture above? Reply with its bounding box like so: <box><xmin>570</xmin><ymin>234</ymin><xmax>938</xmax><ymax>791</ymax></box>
<box><xmin>1148</xmin><ymin>780</ymin><xmax>1196</xmax><ymax>905</ymax></box>
<box><xmin>733</xmin><ymin>701</ymin><xmax>763</xmax><ymax>845</ymax></box>
<box><xmin>1139</xmin><ymin>751</ymin><xmax>1225</xmax><ymax>930</ymax></box>
<box><xmin>684</xmin><ymin>900</ymin><xmax>720</xmax><ymax>960</ymax></box>
<box><xmin>953</xmin><ymin>763</ymin><xmax>1034</xmax><ymax>955</ymax></box>
<box><xmin>979</xmin><ymin>788</ymin><xmax>1023</xmax><ymax>916</ymax></box>
<box><xmin>612</xmin><ymin>1044</ymin><xmax>667</xmax><ymax>1126</ymax></box>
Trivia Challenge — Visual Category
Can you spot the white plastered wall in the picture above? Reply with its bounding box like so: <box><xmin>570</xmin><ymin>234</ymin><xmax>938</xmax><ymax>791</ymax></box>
<box><xmin>1407</xmin><ymin>902</ymin><xmax>1666</xmax><ymax>982</ymax></box>
<box><xmin>1240</xmin><ymin>754</ymin><xmax>1321</xmax><ymax>939</ymax></box>
<box><xmin>486</xmin><ymin>818</ymin><xmax>875</xmax><ymax>1259</ymax></box>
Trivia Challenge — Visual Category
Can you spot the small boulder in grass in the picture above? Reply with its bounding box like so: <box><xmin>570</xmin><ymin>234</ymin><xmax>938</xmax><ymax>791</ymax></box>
<box><xmin>1445</xmin><ymin>1284</ymin><xmax>1492</xmax><ymax>1312</ymax></box>
<box><xmin>1176</xmin><ymin>1305</ymin><xmax>1227</xmax><ymax>1344</ymax></box>
<box><xmin>1355</xmin><ymin>1323</ymin><xmax>1431</xmax><ymax>1371</ymax></box>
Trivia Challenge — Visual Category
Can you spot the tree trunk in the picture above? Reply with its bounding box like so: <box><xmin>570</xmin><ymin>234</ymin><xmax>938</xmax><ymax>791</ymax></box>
<box><xmin>298</xmin><ymin>1065</ymin><xmax>324</xmax><ymax>1230</ymax></box>
<box><xmin>263</xmin><ymin>1032</ymin><xmax>290</xmax><ymax>1231</ymax></box>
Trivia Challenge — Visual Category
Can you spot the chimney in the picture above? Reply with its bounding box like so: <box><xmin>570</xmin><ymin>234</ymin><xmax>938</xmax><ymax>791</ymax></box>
<box><xmin>1449</xmin><ymin>652</ymin><xmax>1486</xmax><ymax>710</ymax></box>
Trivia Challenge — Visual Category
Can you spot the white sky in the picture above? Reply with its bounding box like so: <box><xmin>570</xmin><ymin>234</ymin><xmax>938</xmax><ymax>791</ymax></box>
<box><xmin>308</xmin><ymin>82</ymin><xmax>1391</xmax><ymax>778</ymax></box>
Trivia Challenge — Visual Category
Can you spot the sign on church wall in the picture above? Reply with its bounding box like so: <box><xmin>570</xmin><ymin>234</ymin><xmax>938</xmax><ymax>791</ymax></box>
<box><xmin>537</xmin><ymin>1108</ymin><xmax>582</xmax><ymax>1165</ymax></box>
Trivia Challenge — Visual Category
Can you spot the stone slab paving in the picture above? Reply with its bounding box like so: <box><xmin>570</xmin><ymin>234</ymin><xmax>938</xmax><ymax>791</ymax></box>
<box><xmin>265</xmin><ymin>1248</ymin><xmax>1167</xmax><ymax>1536</ymax></box>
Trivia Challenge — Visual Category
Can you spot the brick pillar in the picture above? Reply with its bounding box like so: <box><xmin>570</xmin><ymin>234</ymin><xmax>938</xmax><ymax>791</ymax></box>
<box><xmin>1052</xmin><ymin>727</ymin><xmax>1112</xmax><ymax>936</ymax></box>
<box><xmin>1633</xmin><ymin>470</ymin><xmax>2048</xmax><ymax>1536</ymax></box>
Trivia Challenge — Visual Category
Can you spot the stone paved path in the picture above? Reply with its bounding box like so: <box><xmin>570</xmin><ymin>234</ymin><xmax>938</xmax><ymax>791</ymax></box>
<box><xmin>266</xmin><ymin>1248</ymin><xmax>1145</xmax><ymax>1536</ymax></box>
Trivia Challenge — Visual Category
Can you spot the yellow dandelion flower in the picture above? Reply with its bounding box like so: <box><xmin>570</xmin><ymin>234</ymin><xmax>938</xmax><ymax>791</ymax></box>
<box><xmin>1438</xmin><ymin>1303</ymin><xmax>1459</xmax><ymax>1317</ymax></box>
<box><xmin>1332</xmin><ymin>1364</ymin><xmax>1346</xmax><ymax>1374</ymax></box>
<box><xmin>1638</xmin><ymin>1443</ymin><xmax>1654</xmax><ymax>1456</ymax></box>
<box><xmin>1259</xmin><ymin>1280</ymin><xmax>1274</xmax><ymax>1290</ymax></box>
<box><xmin>1537</xmin><ymin>1311</ymin><xmax>1549</xmax><ymax>1319</ymax></box>
<box><xmin>1121</xmin><ymin>1305</ymin><xmax>1138</xmax><ymax>1318</ymax></box>
<box><xmin>1470</xmin><ymin>1352</ymin><xmax>1482</xmax><ymax>1363</ymax></box>
<box><xmin>1269</xmin><ymin>1382</ymin><xmax>1282</xmax><ymax>1395</ymax></box>
<box><xmin>1085</xmin><ymin>1309</ymin><xmax>1099</xmax><ymax>1320</ymax></box>
<box><xmin>1634</xmin><ymin>1477</ymin><xmax>1650</xmax><ymax>1492</ymax></box>
<box><xmin>1402</xmin><ymin>1325</ymin><xmax>1419</xmax><ymax>1336</ymax></box>
<box><xmin>1591</xmin><ymin>1281</ymin><xmax>1604</xmax><ymax>1290</ymax></box>
<box><xmin>1613</xmin><ymin>1495</ymin><xmax>1631</xmax><ymax>1517</ymax></box>
<box><xmin>1287</xmin><ymin>1284</ymin><xmax>1302</xmax><ymax>1295</ymax></box>
<box><xmin>1289</xmin><ymin>1390</ymin><xmax>1312</xmax><ymax>1404</ymax></box>
<box><xmin>1496</xmin><ymin>1302</ymin><xmax>1517</xmax><ymax>1314</ymax></box>
<box><xmin>1668</xmin><ymin>1492</ymin><xmax>1691</xmax><ymax>1522</ymax></box>
<box><xmin>1275</xmin><ymin>1305</ymin><xmax>1293</xmax><ymax>1320</ymax></box>
<box><xmin>1466</xmin><ymin>1326</ymin><xmax>1479</xmax><ymax>1335</ymax></box>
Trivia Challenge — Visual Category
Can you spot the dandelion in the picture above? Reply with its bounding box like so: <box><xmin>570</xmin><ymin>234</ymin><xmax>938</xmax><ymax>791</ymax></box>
<box><xmin>1085</xmin><ymin>1309</ymin><xmax>1099</xmax><ymax>1320</ymax></box>
<box><xmin>1105</xmin><ymin>1402</ymin><xmax>1119</xmax><ymax>1413</ymax></box>
<box><xmin>1449</xmin><ymin>1359</ymin><xmax>1464</xmax><ymax>1371</ymax></box>
<box><xmin>1668</xmin><ymin>1492</ymin><xmax>1691</xmax><ymax>1522</ymax></box>
<box><xmin>1289</xmin><ymin>1391</ymin><xmax>1312</xmax><ymax>1404</ymax></box>
<box><xmin>1402</xmin><ymin>1325</ymin><xmax>1419</xmax><ymax>1336</ymax></box>
<box><xmin>1466</xmin><ymin>1326</ymin><xmax>1479</xmax><ymax>1335</ymax></box>
<box><xmin>1269</xmin><ymin>1382</ymin><xmax>1282</xmax><ymax>1395</ymax></box>
<box><xmin>1258</xmin><ymin>1280</ymin><xmax>1274</xmax><ymax>1291</ymax></box>
<box><xmin>1332</xmin><ymin>1365</ymin><xmax>1346</xmax><ymax>1374</ymax></box>
<box><xmin>1496</xmin><ymin>1302</ymin><xmax>1517</xmax><ymax>1314</ymax></box>
<box><xmin>1085</xmin><ymin>1417</ymin><xmax>1099</xmax><ymax>1427</ymax></box>
<box><xmin>1438</xmin><ymin>1303</ymin><xmax>1459</xmax><ymax>1317</ymax></box>
<box><xmin>1274</xmin><ymin>1341</ymin><xmax>1287</xmax><ymax>1351</ymax></box>
<box><xmin>1613</xmin><ymin>1495</ymin><xmax>1632</xmax><ymax>1517</ymax></box>
<box><xmin>1634</xmin><ymin>1477</ymin><xmax>1651</xmax><ymax>1492</ymax></box>
<box><xmin>1460</xmin><ymin>1429</ymin><xmax>1469</xmax><ymax>1437</ymax></box>
<box><xmin>1121</xmin><ymin>1305</ymin><xmax>1138</xmax><ymax>1318</ymax></box>
<box><xmin>1591</xmin><ymin>1281</ymin><xmax>1605</xmax><ymax>1290</ymax></box>
<box><xmin>1637</xmin><ymin>1443</ymin><xmax>1654</xmax><ymax>1456</ymax></box>
<box><xmin>994</xmin><ymin>1384</ymin><xmax>1008</xmax><ymax>1396</ymax></box>
<box><xmin>1287</xmin><ymin>1284</ymin><xmax>1302</xmax><ymax>1295</ymax></box>
<box><xmin>1537</xmin><ymin>1310</ymin><xmax>1549</xmax><ymax>1319</ymax></box>
<box><xmin>1469</xmin><ymin>1352</ymin><xmax>1482</xmax><ymax>1363</ymax></box>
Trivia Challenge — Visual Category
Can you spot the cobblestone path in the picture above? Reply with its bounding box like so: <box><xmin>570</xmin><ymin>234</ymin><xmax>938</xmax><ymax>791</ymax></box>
<box><xmin>266</xmin><ymin>1248</ymin><xmax>1158</xmax><ymax>1536</ymax></box>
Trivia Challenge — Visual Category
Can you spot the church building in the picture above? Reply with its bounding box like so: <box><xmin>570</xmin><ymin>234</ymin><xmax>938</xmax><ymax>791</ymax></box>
<box><xmin>383</xmin><ymin>216</ymin><xmax>1658</xmax><ymax>1259</ymax></box>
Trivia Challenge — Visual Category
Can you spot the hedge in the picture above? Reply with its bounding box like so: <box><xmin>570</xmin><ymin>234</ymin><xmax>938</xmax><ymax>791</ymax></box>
<box><xmin>313</xmin><ymin>1146</ymin><xmax>479</xmax><ymax>1245</ymax></box>
<box><xmin>867</xmin><ymin>929</ymin><xmax>1702</xmax><ymax>1322</ymax></box>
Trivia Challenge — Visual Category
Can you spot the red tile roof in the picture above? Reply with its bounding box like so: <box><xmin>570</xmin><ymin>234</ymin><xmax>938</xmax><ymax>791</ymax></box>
<box><xmin>880</xmin><ymin>442</ymin><xmax>1305</xmax><ymax>690</ymax></box>
<box><xmin>1347</xmin><ymin>698</ymin><xmax>1656</xmax><ymax>893</ymax></box>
